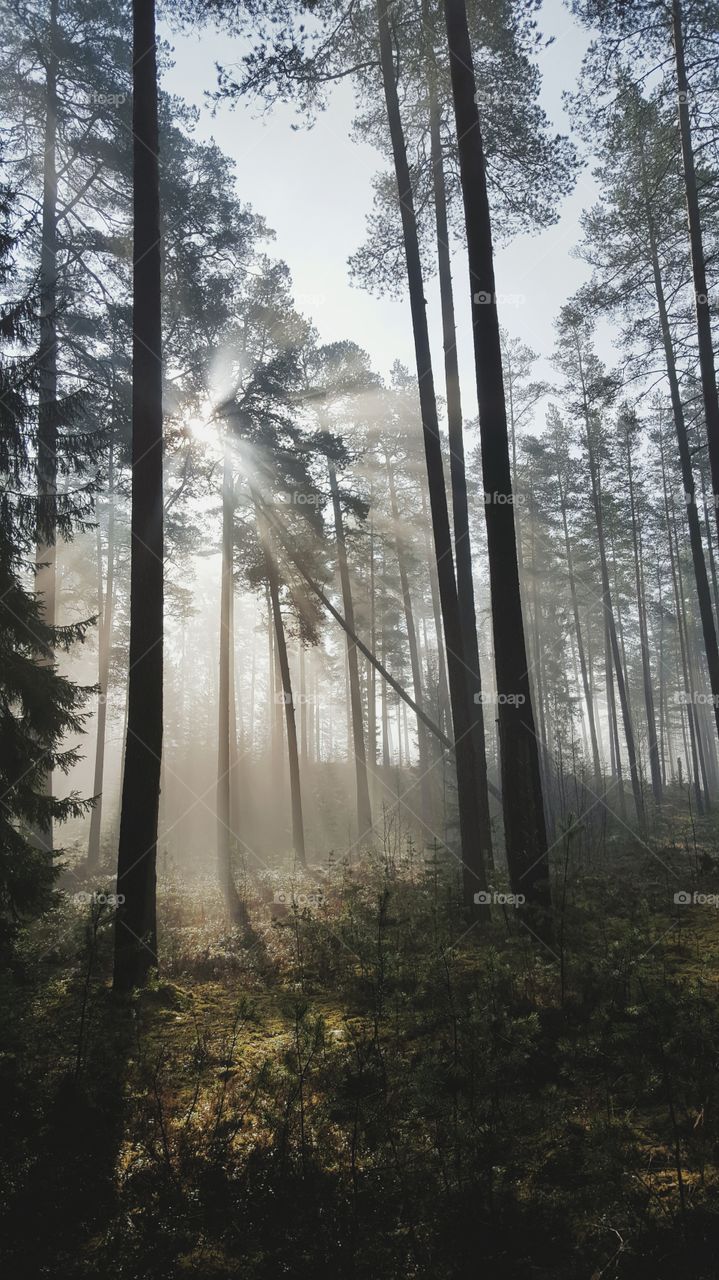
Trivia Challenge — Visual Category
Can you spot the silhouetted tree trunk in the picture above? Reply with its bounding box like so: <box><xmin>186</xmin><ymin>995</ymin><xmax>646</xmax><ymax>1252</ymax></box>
<box><xmin>583</xmin><ymin>400</ymin><xmax>645</xmax><ymax>829</ymax></box>
<box><xmin>670</xmin><ymin>481</ymin><xmax>711</xmax><ymax>807</ymax></box>
<box><xmin>442</xmin><ymin>0</ymin><xmax>549</xmax><ymax>911</ymax></box>
<box><xmin>368</xmin><ymin>515</ymin><xmax>377</xmax><ymax>768</ymax></box>
<box><xmin>376</xmin><ymin>0</ymin><xmax>488</xmax><ymax>909</ymax></box>
<box><xmin>660</xmin><ymin>423</ymin><xmax>704</xmax><ymax>811</ymax></box>
<box><xmin>385</xmin><ymin>453</ymin><xmax>432</xmax><ymax>830</ymax></box>
<box><xmin>424</xmin><ymin>14</ymin><xmax>493</xmax><ymax>861</ymax></box>
<box><xmin>88</xmin><ymin>429</ymin><xmax>115</xmax><ymax>868</ymax></box>
<box><xmin>217</xmin><ymin>443</ymin><xmax>246</xmax><ymax>922</ymax></box>
<box><xmin>557</xmin><ymin>469</ymin><xmax>601</xmax><ymax>779</ymax></box>
<box><xmin>113</xmin><ymin>0</ymin><xmax>163</xmax><ymax>992</ymax></box>
<box><xmin>257</xmin><ymin>505</ymin><xmax>306</xmax><ymax>867</ymax></box>
<box><xmin>671</xmin><ymin>0</ymin><xmax>719</xmax><ymax>545</ymax></box>
<box><xmin>421</xmin><ymin>488</ymin><xmax>451</xmax><ymax>736</ymax></box>
<box><xmin>643</xmin><ymin>158</ymin><xmax>719</xmax><ymax>747</ymax></box>
<box><xmin>328</xmin><ymin>456</ymin><xmax>373</xmax><ymax>840</ymax></box>
<box><xmin>34</xmin><ymin>0</ymin><xmax>59</xmax><ymax>855</ymax></box>
<box><xmin>299</xmin><ymin>642</ymin><xmax>308</xmax><ymax>763</ymax></box>
<box><xmin>624</xmin><ymin>420</ymin><xmax>662</xmax><ymax>801</ymax></box>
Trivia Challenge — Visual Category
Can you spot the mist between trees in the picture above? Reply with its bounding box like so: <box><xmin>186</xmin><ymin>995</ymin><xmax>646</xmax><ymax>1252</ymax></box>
<box><xmin>4</xmin><ymin>0</ymin><xmax>719</xmax><ymax>1276</ymax></box>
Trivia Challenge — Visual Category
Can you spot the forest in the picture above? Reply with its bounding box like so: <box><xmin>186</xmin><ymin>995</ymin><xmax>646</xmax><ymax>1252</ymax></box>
<box><xmin>2</xmin><ymin>0</ymin><xmax>719</xmax><ymax>1274</ymax></box>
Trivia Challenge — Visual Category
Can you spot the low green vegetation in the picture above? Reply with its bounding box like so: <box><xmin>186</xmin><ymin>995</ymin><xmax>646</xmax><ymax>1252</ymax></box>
<box><xmin>2</xmin><ymin>810</ymin><xmax>719</xmax><ymax>1278</ymax></box>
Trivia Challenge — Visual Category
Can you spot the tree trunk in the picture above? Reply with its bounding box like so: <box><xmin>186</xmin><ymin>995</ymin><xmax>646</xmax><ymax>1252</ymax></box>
<box><xmin>643</xmin><ymin>166</ymin><xmax>719</xmax><ymax>747</ymax></box>
<box><xmin>421</xmin><ymin>488</ymin><xmax>451</xmax><ymax>735</ymax></box>
<box><xmin>671</xmin><ymin>0</ymin><xmax>719</xmax><ymax>547</ymax></box>
<box><xmin>442</xmin><ymin>0</ymin><xmax>549</xmax><ymax>911</ymax></box>
<box><xmin>660</xmin><ymin>425</ymin><xmax>704</xmax><ymax>810</ymax></box>
<box><xmin>328</xmin><ymin>456</ymin><xmax>373</xmax><ymax>840</ymax></box>
<box><xmin>385</xmin><ymin>453</ymin><xmax>433</xmax><ymax>830</ymax></box>
<box><xmin>583</xmin><ymin>401</ymin><xmax>645</xmax><ymax>829</ymax></box>
<box><xmin>260</xmin><ymin>492</ymin><xmax>503</xmax><ymax>799</ymax></box>
<box><xmin>671</xmin><ymin>491</ymin><xmax>712</xmax><ymax>807</ymax></box>
<box><xmin>368</xmin><ymin>515</ymin><xmax>377</xmax><ymax>769</ymax></box>
<box><xmin>257</xmin><ymin>505</ymin><xmax>306</xmax><ymax>867</ymax></box>
<box><xmin>217</xmin><ymin>443</ymin><xmax>246</xmax><ymax>922</ymax></box>
<box><xmin>425</xmin><ymin>25</ymin><xmax>493</xmax><ymax>860</ymax></box>
<box><xmin>88</xmin><ymin>429</ymin><xmax>115</xmax><ymax>868</ymax></box>
<box><xmin>557</xmin><ymin>471</ymin><xmax>601</xmax><ymax>779</ymax></box>
<box><xmin>34</xmin><ymin>0</ymin><xmax>59</xmax><ymax>855</ymax></box>
<box><xmin>299</xmin><ymin>642</ymin><xmax>308</xmax><ymax>763</ymax></box>
<box><xmin>625</xmin><ymin>422</ymin><xmax>662</xmax><ymax>801</ymax></box>
<box><xmin>376</xmin><ymin>0</ymin><xmax>488</xmax><ymax>908</ymax></box>
<box><xmin>113</xmin><ymin>0</ymin><xmax>163</xmax><ymax>992</ymax></box>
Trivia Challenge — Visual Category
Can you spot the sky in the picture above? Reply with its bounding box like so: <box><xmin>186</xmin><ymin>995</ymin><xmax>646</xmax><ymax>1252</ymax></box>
<box><xmin>161</xmin><ymin>0</ymin><xmax>600</xmax><ymax>408</ymax></box>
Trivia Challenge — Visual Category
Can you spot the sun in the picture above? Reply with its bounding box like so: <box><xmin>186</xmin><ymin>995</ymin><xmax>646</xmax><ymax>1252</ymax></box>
<box><xmin>186</xmin><ymin>413</ymin><xmax>217</xmax><ymax>448</ymax></box>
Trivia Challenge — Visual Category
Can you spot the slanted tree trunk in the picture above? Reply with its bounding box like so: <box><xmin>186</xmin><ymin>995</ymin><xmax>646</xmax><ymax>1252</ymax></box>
<box><xmin>671</xmin><ymin>0</ymin><xmax>719</xmax><ymax>546</ymax></box>
<box><xmin>114</xmin><ymin>0</ymin><xmax>163</xmax><ymax>992</ymax></box>
<box><xmin>376</xmin><ymin>0</ymin><xmax>488</xmax><ymax>908</ymax></box>
<box><xmin>34</xmin><ymin>0</ymin><xmax>59</xmax><ymax>855</ymax></box>
<box><xmin>88</xmin><ymin>428</ymin><xmax>116</xmax><ymax>868</ymax></box>
<box><xmin>260</xmin><ymin>492</ymin><xmax>503</xmax><ymax>800</ymax></box>
<box><xmin>442</xmin><ymin>0</ymin><xmax>549</xmax><ymax>911</ymax></box>
<box><xmin>328</xmin><ymin>456</ymin><xmax>373</xmax><ymax>840</ymax></box>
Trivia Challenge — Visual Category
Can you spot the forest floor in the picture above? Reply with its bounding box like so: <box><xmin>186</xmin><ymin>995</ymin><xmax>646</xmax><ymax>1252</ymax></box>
<box><xmin>2</xmin><ymin>804</ymin><xmax>719</xmax><ymax>1278</ymax></box>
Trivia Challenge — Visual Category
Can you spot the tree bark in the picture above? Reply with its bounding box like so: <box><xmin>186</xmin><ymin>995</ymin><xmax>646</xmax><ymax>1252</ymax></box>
<box><xmin>442</xmin><ymin>0</ymin><xmax>549</xmax><ymax>912</ymax></box>
<box><xmin>671</xmin><ymin>0</ymin><xmax>719</xmax><ymax>547</ymax></box>
<box><xmin>385</xmin><ymin>453</ymin><xmax>433</xmax><ymax>830</ymax></box>
<box><xmin>425</xmin><ymin>25</ymin><xmax>493</xmax><ymax>861</ymax></box>
<box><xmin>114</xmin><ymin>0</ymin><xmax>163</xmax><ymax>992</ymax></box>
<box><xmin>256</xmin><ymin>503</ymin><xmax>307</xmax><ymax>867</ymax></box>
<box><xmin>217</xmin><ymin>444</ymin><xmax>246</xmax><ymax>922</ymax></box>
<box><xmin>557</xmin><ymin>469</ymin><xmax>602</xmax><ymax>779</ymax></box>
<box><xmin>660</xmin><ymin>423</ymin><xmax>704</xmax><ymax>810</ymax></box>
<box><xmin>258</xmin><ymin>492</ymin><xmax>503</xmax><ymax>799</ymax></box>
<box><xmin>625</xmin><ymin>421</ymin><xmax>662</xmax><ymax>801</ymax></box>
<box><xmin>88</xmin><ymin>428</ymin><xmax>115</xmax><ymax>868</ymax></box>
<box><xmin>643</xmin><ymin>161</ymin><xmax>719</xmax><ymax>747</ymax></box>
<box><xmin>328</xmin><ymin>456</ymin><xmax>373</xmax><ymax>840</ymax></box>
<box><xmin>34</xmin><ymin>0</ymin><xmax>59</xmax><ymax>855</ymax></box>
<box><xmin>376</xmin><ymin>0</ymin><xmax>488</xmax><ymax>908</ymax></box>
<box><xmin>582</xmin><ymin>388</ymin><xmax>645</xmax><ymax>829</ymax></box>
